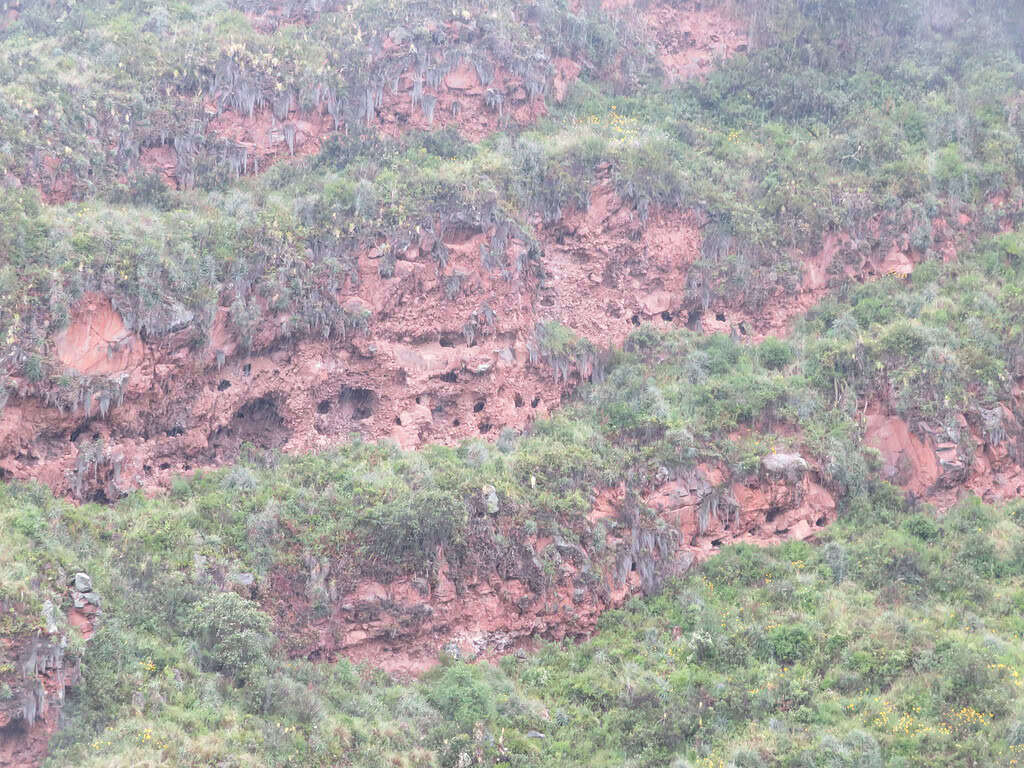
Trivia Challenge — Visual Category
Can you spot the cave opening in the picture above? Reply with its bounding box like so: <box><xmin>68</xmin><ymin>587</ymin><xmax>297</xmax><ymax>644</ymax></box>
<box><xmin>339</xmin><ymin>387</ymin><xmax>376</xmax><ymax>421</ymax></box>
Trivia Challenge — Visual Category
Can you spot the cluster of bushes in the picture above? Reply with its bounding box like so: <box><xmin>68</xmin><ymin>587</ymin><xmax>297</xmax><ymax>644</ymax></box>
<box><xmin>801</xmin><ymin>231</ymin><xmax>1024</xmax><ymax>426</ymax></box>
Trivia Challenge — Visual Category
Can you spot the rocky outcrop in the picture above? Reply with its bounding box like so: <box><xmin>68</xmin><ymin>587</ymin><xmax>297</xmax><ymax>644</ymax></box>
<box><xmin>0</xmin><ymin>577</ymin><xmax>97</xmax><ymax>768</ymax></box>
<box><xmin>262</xmin><ymin>456</ymin><xmax>834</xmax><ymax>676</ymax></box>
<box><xmin>865</xmin><ymin>402</ymin><xmax>1024</xmax><ymax>509</ymax></box>
<box><xmin>2</xmin><ymin>175</ymin><xmax>999</xmax><ymax>501</ymax></box>
<box><xmin>0</xmin><ymin>177</ymin><xmax>715</xmax><ymax>499</ymax></box>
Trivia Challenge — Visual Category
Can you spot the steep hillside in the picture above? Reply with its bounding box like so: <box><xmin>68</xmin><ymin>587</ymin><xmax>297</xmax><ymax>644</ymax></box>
<box><xmin>3</xmin><ymin>0</ymin><xmax>1024</xmax><ymax>766</ymax></box>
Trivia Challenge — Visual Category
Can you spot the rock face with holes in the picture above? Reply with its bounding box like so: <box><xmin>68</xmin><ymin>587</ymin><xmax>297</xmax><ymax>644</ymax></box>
<box><xmin>260</xmin><ymin>456</ymin><xmax>834</xmax><ymax>677</ymax></box>
<box><xmin>0</xmin><ymin>178</ymin><xmax>707</xmax><ymax>500</ymax></box>
<box><xmin>0</xmin><ymin>173</ymin><xmax>1008</xmax><ymax>501</ymax></box>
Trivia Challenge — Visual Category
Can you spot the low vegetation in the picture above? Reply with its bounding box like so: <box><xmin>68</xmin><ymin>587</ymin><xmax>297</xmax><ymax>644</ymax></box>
<box><xmin>4</xmin><ymin>0</ymin><xmax>1024</xmax><ymax>766</ymax></box>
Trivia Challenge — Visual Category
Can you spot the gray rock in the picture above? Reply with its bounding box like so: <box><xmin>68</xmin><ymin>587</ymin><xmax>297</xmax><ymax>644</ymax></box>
<box><xmin>442</xmin><ymin>640</ymin><xmax>461</xmax><ymax>660</ymax></box>
<box><xmin>526</xmin><ymin>730</ymin><xmax>546</xmax><ymax>739</ymax></box>
<box><xmin>761</xmin><ymin>453</ymin><xmax>808</xmax><ymax>477</ymax></box>
<box><xmin>157</xmin><ymin>300</ymin><xmax>195</xmax><ymax>335</ymax></box>
<box><xmin>483</xmin><ymin>485</ymin><xmax>499</xmax><ymax>516</ymax></box>
<box><xmin>230</xmin><ymin>572</ymin><xmax>255</xmax><ymax>587</ymax></box>
<box><xmin>42</xmin><ymin>601</ymin><xmax>57</xmax><ymax>634</ymax></box>
<box><xmin>73</xmin><ymin>572</ymin><xmax>92</xmax><ymax>593</ymax></box>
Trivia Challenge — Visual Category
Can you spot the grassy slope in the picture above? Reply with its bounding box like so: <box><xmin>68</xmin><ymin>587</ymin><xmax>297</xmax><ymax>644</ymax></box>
<box><xmin>2</xmin><ymin>0</ymin><xmax>1024</xmax><ymax>766</ymax></box>
<box><xmin>5</xmin><ymin>470</ymin><xmax>1024</xmax><ymax>766</ymax></box>
<box><xmin>1</xmin><ymin>225</ymin><xmax>1024</xmax><ymax>765</ymax></box>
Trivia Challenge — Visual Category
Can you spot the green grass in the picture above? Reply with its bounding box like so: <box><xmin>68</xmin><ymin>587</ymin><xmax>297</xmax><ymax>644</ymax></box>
<box><xmin>5</xmin><ymin>475</ymin><xmax>1024</xmax><ymax>767</ymax></box>
<box><xmin>3</xmin><ymin>1</ymin><xmax>1024</xmax><ymax>766</ymax></box>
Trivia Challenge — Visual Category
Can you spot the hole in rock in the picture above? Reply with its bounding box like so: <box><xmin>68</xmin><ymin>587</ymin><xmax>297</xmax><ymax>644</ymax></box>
<box><xmin>88</xmin><ymin>488</ymin><xmax>110</xmax><ymax>504</ymax></box>
<box><xmin>415</xmin><ymin>396</ymin><xmax>421</xmax><ymax>404</ymax></box>
<box><xmin>443</xmin><ymin>225</ymin><xmax>480</xmax><ymax>245</ymax></box>
<box><xmin>453</xmin><ymin>419</ymin><xmax>461</xmax><ymax>427</ymax></box>
<box><xmin>514</xmin><ymin>393</ymin><xmax>524</xmax><ymax>408</ymax></box>
<box><xmin>540</xmin><ymin>296</ymin><xmax>555</xmax><ymax>307</ymax></box>
<box><xmin>338</xmin><ymin>387</ymin><xmax>376</xmax><ymax>421</ymax></box>
<box><xmin>394</xmin><ymin>369</ymin><xmax>407</xmax><ymax>385</ymax></box>
<box><xmin>143</xmin><ymin>464</ymin><xmax>152</xmax><ymax>474</ymax></box>
<box><xmin>739</xmin><ymin>322</ymin><xmax>750</xmax><ymax>336</ymax></box>
<box><xmin>765</xmin><ymin>507</ymin><xmax>783</xmax><ymax>524</ymax></box>
<box><xmin>478</xmin><ymin>422</ymin><xmax>492</xmax><ymax>434</ymax></box>
<box><xmin>816</xmin><ymin>516</ymin><xmax>826</xmax><ymax>527</ymax></box>
<box><xmin>686</xmin><ymin>310</ymin><xmax>702</xmax><ymax>330</ymax></box>
<box><xmin>715</xmin><ymin>312</ymin><xmax>726</xmax><ymax>322</ymax></box>
<box><xmin>213</xmin><ymin>396</ymin><xmax>287</xmax><ymax>454</ymax></box>
<box><xmin>441</xmin><ymin>371</ymin><xmax>458</xmax><ymax>383</ymax></box>
<box><xmin>531</xmin><ymin>396</ymin><xmax>540</xmax><ymax>408</ymax></box>
<box><xmin>218</xmin><ymin>380</ymin><xmax>232</xmax><ymax>391</ymax></box>
<box><xmin>316</xmin><ymin>400</ymin><xmax>332</xmax><ymax>414</ymax></box>
<box><xmin>631</xmin><ymin>315</ymin><xmax>641</xmax><ymax>326</ymax></box>
<box><xmin>69</xmin><ymin>424</ymin><xmax>89</xmax><ymax>443</ymax></box>
<box><xmin>438</xmin><ymin>333</ymin><xmax>459</xmax><ymax>348</ymax></box>
<box><xmin>711</xmin><ymin>538</ymin><xmax>724</xmax><ymax>547</ymax></box>
<box><xmin>395</xmin><ymin>417</ymin><xmax>402</xmax><ymax>425</ymax></box>
<box><xmin>473</xmin><ymin>399</ymin><xmax>485</xmax><ymax>413</ymax></box>
<box><xmin>166</xmin><ymin>426</ymin><xmax>185</xmax><ymax>437</ymax></box>
<box><xmin>661</xmin><ymin>311</ymin><xmax>673</xmax><ymax>322</ymax></box>
<box><xmin>242</xmin><ymin>363</ymin><xmax>252</xmax><ymax>376</ymax></box>
<box><xmin>159</xmin><ymin>463</ymin><xmax>171</xmax><ymax>470</ymax></box>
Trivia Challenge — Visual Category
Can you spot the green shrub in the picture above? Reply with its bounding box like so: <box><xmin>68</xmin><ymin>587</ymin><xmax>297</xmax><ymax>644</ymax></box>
<box><xmin>188</xmin><ymin>592</ymin><xmax>273</xmax><ymax>683</ymax></box>
<box><xmin>757</xmin><ymin>337</ymin><xmax>794</xmax><ymax>370</ymax></box>
<box><xmin>765</xmin><ymin>624</ymin><xmax>813</xmax><ymax>665</ymax></box>
<box><xmin>902</xmin><ymin>514</ymin><xmax>941</xmax><ymax>541</ymax></box>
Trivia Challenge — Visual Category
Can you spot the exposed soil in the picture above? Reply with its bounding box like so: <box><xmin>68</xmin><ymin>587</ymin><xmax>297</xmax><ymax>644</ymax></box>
<box><xmin>0</xmin><ymin>598</ymin><xmax>94</xmax><ymax>768</ymax></box>
<box><xmin>264</xmin><ymin>456</ymin><xmax>835</xmax><ymax>677</ymax></box>
<box><xmin>642</xmin><ymin>0</ymin><xmax>749</xmax><ymax>80</ymax></box>
<box><xmin>864</xmin><ymin>401</ymin><xmax>1024</xmax><ymax>509</ymax></box>
<box><xmin>1</xmin><ymin>177</ymin><xmax>1008</xmax><ymax>502</ymax></box>
<box><xmin>147</xmin><ymin>41</ymin><xmax>577</xmax><ymax>189</ymax></box>
<box><xmin>145</xmin><ymin>0</ymin><xmax>744</xmax><ymax>189</ymax></box>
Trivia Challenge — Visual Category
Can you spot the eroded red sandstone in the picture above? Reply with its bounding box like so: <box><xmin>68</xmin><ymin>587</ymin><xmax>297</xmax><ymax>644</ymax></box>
<box><xmin>0</xmin><ymin>597</ymin><xmax>95</xmax><ymax>768</ymax></box>
<box><xmin>263</xmin><ymin>455</ymin><xmax>835</xmax><ymax>676</ymax></box>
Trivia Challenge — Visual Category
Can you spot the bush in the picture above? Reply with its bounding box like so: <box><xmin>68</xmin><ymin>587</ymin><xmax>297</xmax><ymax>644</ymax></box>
<box><xmin>765</xmin><ymin>624</ymin><xmax>813</xmax><ymax>665</ymax></box>
<box><xmin>757</xmin><ymin>337</ymin><xmax>794</xmax><ymax>370</ymax></box>
<box><xmin>188</xmin><ymin>592</ymin><xmax>273</xmax><ymax>683</ymax></box>
<box><xmin>423</xmin><ymin>662</ymin><xmax>498</xmax><ymax>731</ymax></box>
<box><xmin>902</xmin><ymin>514</ymin><xmax>941</xmax><ymax>541</ymax></box>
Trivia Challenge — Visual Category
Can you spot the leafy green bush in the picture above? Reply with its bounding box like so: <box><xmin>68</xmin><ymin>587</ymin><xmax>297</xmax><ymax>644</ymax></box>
<box><xmin>188</xmin><ymin>592</ymin><xmax>273</xmax><ymax>683</ymax></box>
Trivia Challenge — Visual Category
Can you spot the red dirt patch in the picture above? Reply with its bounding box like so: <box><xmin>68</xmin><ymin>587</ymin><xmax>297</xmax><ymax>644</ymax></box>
<box><xmin>52</xmin><ymin>293</ymin><xmax>143</xmax><ymax>376</ymax></box>
<box><xmin>266</xmin><ymin>451</ymin><xmax>833</xmax><ymax>676</ymax></box>
<box><xmin>601</xmin><ymin>0</ymin><xmax>748</xmax><ymax>80</ymax></box>
<box><xmin>863</xmin><ymin>403</ymin><xmax>1024</xmax><ymax>509</ymax></box>
<box><xmin>645</xmin><ymin>1</ymin><xmax>749</xmax><ymax>80</ymax></box>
